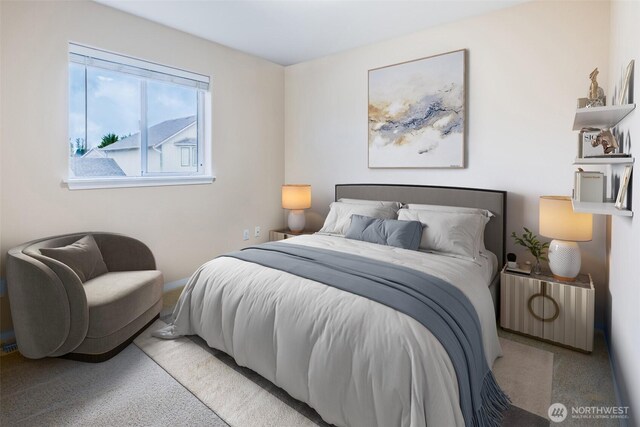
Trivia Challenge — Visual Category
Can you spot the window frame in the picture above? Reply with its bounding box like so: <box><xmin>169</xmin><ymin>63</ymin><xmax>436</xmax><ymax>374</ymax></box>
<box><xmin>66</xmin><ymin>43</ymin><xmax>214</xmax><ymax>190</ymax></box>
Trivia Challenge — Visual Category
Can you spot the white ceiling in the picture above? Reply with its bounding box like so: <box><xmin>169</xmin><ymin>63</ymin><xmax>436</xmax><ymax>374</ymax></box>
<box><xmin>95</xmin><ymin>0</ymin><xmax>526</xmax><ymax>66</ymax></box>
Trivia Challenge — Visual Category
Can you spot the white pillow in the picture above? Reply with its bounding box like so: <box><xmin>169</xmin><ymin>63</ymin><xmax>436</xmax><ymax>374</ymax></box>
<box><xmin>319</xmin><ymin>202</ymin><xmax>398</xmax><ymax>235</ymax></box>
<box><xmin>404</xmin><ymin>203</ymin><xmax>495</xmax><ymax>218</ymax></box>
<box><xmin>338</xmin><ymin>198</ymin><xmax>402</xmax><ymax>210</ymax></box>
<box><xmin>402</xmin><ymin>203</ymin><xmax>494</xmax><ymax>260</ymax></box>
<box><xmin>398</xmin><ymin>209</ymin><xmax>488</xmax><ymax>262</ymax></box>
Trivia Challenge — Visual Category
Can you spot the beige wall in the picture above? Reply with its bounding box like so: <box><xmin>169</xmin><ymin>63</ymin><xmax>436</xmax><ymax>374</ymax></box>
<box><xmin>284</xmin><ymin>0</ymin><xmax>611</xmax><ymax>325</ymax></box>
<box><xmin>0</xmin><ymin>0</ymin><xmax>6</xmax><ymax>343</ymax></box>
<box><xmin>0</xmin><ymin>1</ymin><xmax>285</xmax><ymax>333</ymax></box>
<box><xmin>607</xmin><ymin>0</ymin><xmax>639</xmax><ymax>422</ymax></box>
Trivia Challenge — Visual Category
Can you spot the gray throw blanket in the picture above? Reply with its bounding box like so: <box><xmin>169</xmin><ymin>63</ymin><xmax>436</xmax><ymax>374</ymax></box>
<box><xmin>222</xmin><ymin>242</ymin><xmax>510</xmax><ymax>427</ymax></box>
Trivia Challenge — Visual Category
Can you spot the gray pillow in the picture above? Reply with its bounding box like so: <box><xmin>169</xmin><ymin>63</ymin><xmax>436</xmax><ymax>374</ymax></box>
<box><xmin>345</xmin><ymin>215</ymin><xmax>423</xmax><ymax>250</ymax></box>
<box><xmin>40</xmin><ymin>235</ymin><xmax>108</xmax><ymax>282</ymax></box>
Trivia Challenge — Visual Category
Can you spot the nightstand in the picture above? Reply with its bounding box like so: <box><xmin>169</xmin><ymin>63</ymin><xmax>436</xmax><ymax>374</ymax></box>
<box><xmin>269</xmin><ymin>229</ymin><xmax>314</xmax><ymax>241</ymax></box>
<box><xmin>500</xmin><ymin>266</ymin><xmax>594</xmax><ymax>352</ymax></box>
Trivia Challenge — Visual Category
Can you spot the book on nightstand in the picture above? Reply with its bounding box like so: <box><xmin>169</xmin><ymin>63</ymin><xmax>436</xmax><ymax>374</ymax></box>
<box><xmin>505</xmin><ymin>263</ymin><xmax>532</xmax><ymax>275</ymax></box>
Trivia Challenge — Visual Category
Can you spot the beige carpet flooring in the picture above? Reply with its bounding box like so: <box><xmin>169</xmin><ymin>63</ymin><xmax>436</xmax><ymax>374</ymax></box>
<box><xmin>0</xmin><ymin>344</ymin><xmax>224</xmax><ymax>426</ymax></box>
<box><xmin>135</xmin><ymin>319</ymin><xmax>554</xmax><ymax>426</ymax></box>
<box><xmin>499</xmin><ymin>329</ymin><xmax>619</xmax><ymax>427</ymax></box>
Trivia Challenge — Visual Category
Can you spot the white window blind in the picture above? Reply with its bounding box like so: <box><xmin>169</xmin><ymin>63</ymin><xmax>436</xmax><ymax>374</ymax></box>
<box><xmin>69</xmin><ymin>43</ymin><xmax>209</xmax><ymax>90</ymax></box>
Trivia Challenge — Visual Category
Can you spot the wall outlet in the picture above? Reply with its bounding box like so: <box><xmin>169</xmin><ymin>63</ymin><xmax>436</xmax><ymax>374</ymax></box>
<box><xmin>254</xmin><ymin>226</ymin><xmax>261</xmax><ymax>238</ymax></box>
<box><xmin>243</xmin><ymin>229</ymin><xmax>250</xmax><ymax>241</ymax></box>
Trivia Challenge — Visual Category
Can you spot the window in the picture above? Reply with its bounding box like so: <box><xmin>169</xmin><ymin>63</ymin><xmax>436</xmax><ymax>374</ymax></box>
<box><xmin>180</xmin><ymin>147</ymin><xmax>190</xmax><ymax>167</ymax></box>
<box><xmin>68</xmin><ymin>43</ymin><xmax>212</xmax><ymax>189</ymax></box>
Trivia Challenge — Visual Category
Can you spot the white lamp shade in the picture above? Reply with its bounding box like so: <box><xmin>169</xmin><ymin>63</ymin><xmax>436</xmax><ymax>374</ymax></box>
<box><xmin>282</xmin><ymin>185</ymin><xmax>311</xmax><ymax>210</ymax></box>
<box><xmin>539</xmin><ymin>196</ymin><xmax>592</xmax><ymax>242</ymax></box>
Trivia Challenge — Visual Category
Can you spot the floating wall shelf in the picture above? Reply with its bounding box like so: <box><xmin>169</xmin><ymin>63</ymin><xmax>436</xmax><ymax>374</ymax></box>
<box><xmin>573</xmin><ymin>157</ymin><xmax>635</xmax><ymax>165</ymax></box>
<box><xmin>572</xmin><ymin>104</ymin><xmax>636</xmax><ymax>130</ymax></box>
<box><xmin>572</xmin><ymin>200</ymin><xmax>633</xmax><ymax>217</ymax></box>
<box><xmin>570</xmin><ymin>102</ymin><xmax>634</xmax><ymax>216</ymax></box>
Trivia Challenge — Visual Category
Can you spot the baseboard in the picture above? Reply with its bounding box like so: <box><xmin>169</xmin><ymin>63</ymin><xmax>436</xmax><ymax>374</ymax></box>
<box><xmin>0</xmin><ymin>329</ymin><xmax>15</xmax><ymax>342</ymax></box>
<box><xmin>164</xmin><ymin>278</ymin><xmax>188</xmax><ymax>293</ymax></box>
<box><xmin>607</xmin><ymin>342</ymin><xmax>632</xmax><ymax>427</ymax></box>
<box><xmin>604</xmin><ymin>326</ymin><xmax>633</xmax><ymax>427</ymax></box>
<box><xmin>0</xmin><ymin>330</ymin><xmax>17</xmax><ymax>354</ymax></box>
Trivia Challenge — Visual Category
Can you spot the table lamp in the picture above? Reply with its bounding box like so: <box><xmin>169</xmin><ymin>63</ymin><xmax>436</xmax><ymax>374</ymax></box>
<box><xmin>539</xmin><ymin>196</ymin><xmax>592</xmax><ymax>281</ymax></box>
<box><xmin>282</xmin><ymin>184</ymin><xmax>311</xmax><ymax>233</ymax></box>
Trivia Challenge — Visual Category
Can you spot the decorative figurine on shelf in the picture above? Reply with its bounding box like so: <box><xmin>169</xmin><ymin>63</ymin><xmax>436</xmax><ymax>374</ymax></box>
<box><xmin>587</xmin><ymin>68</ymin><xmax>606</xmax><ymax>107</ymax></box>
<box><xmin>589</xmin><ymin>68</ymin><xmax>600</xmax><ymax>98</ymax></box>
<box><xmin>592</xmin><ymin>129</ymin><xmax>619</xmax><ymax>154</ymax></box>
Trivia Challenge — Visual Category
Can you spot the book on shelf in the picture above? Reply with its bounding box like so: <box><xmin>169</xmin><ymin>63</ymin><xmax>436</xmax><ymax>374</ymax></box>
<box><xmin>574</xmin><ymin>171</ymin><xmax>604</xmax><ymax>202</ymax></box>
<box><xmin>615</xmin><ymin>165</ymin><xmax>633</xmax><ymax>210</ymax></box>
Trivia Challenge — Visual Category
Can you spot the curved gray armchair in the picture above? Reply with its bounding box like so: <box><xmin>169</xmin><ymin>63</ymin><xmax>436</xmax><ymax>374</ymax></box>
<box><xmin>7</xmin><ymin>232</ymin><xmax>163</xmax><ymax>362</ymax></box>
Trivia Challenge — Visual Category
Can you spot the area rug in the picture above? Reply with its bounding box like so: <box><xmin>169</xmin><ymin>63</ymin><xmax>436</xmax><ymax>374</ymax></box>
<box><xmin>135</xmin><ymin>319</ymin><xmax>553</xmax><ymax>426</ymax></box>
<box><xmin>134</xmin><ymin>320</ymin><xmax>321</xmax><ymax>426</ymax></box>
<box><xmin>494</xmin><ymin>337</ymin><xmax>554</xmax><ymax>418</ymax></box>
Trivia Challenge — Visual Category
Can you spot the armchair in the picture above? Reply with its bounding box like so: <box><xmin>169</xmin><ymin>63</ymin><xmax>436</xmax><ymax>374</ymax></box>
<box><xmin>7</xmin><ymin>232</ymin><xmax>163</xmax><ymax>362</ymax></box>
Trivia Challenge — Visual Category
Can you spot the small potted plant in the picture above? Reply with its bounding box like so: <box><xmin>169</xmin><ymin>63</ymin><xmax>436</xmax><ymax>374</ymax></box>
<box><xmin>511</xmin><ymin>227</ymin><xmax>549</xmax><ymax>275</ymax></box>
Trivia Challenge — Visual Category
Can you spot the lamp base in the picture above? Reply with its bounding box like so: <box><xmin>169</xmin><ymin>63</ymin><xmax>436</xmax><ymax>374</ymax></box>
<box><xmin>548</xmin><ymin>239</ymin><xmax>581</xmax><ymax>281</ymax></box>
<box><xmin>287</xmin><ymin>210</ymin><xmax>306</xmax><ymax>233</ymax></box>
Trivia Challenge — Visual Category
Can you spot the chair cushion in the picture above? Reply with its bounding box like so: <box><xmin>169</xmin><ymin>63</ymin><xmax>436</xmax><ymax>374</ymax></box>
<box><xmin>39</xmin><ymin>235</ymin><xmax>108</xmax><ymax>282</ymax></box>
<box><xmin>83</xmin><ymin>270</ymin><xmax>163</xmax><ymax>338</ymax></box>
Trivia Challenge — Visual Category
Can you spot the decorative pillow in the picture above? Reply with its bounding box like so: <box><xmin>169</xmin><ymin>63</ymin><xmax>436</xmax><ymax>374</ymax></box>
<box><xmin>40</xmin><ymin>235</ymin><xmax>108</xmax><ymax>282</ymax></box>
<box><xmin>398</xmin><ymin>209</ymin><xmax>488</xmax><ymax>262</ymax></box>
<box><xmin>404</xmin><ymin>203</ymin><xmax>495</xmax><ymax>218</ymax></box>
<box><xmin>338</xmin><ymin>198</ymin><xmax>402</xmax><ymax>210</ymax></box>
<box><xmin>345</xmin><ymin>215</ymin><xmax>423</xmax><ymax>250</ymax></box>
<box><xmin>319</xmin><ymin>202</ymin><xmax>398</xmax><ymax>236</ymax></box>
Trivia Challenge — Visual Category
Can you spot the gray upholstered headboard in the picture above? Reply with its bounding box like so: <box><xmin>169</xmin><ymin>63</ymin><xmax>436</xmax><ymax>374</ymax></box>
<box><xmin>335</xmin><ymin>184</ymin><xmax>507</xmax><ymax>267</ymax></box>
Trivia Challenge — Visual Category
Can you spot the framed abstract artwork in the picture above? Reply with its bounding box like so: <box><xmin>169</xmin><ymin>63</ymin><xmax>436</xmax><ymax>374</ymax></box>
<box><xmin>368</xmin><ymin>49</ymin><xmax>466</xmax><ymax>168</ymax></box>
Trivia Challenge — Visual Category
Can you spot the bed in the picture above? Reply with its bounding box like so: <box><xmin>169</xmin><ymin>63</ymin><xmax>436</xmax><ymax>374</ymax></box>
<box><xmin>162</xmin><ymin>184</ymin><xmax>508</xmax><ymax>427</ymax></box>
<box><xmin>334</xmin><ymin>184</ymin><xmax>506</xmax><ymax>316</ymax></box>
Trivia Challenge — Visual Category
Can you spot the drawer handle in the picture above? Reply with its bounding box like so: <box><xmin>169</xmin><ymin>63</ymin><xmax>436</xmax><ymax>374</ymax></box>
<box><xmin>527</xmin><ymin>282</ymin><xmax>560</xmax><ymax>322</ymax></box>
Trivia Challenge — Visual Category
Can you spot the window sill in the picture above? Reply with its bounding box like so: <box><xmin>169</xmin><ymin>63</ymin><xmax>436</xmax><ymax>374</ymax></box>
<box><xmin>65</xmin><ymin>175</ymin><xmax>215</xmax><ymax>190</ymax></box>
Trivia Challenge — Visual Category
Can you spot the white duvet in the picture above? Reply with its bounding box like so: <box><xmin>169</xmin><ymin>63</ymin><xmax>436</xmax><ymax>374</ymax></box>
<box><xmin>169</xmin><ymin>234</ymin><xmax>503</xmax><ymax>427</ymax></box>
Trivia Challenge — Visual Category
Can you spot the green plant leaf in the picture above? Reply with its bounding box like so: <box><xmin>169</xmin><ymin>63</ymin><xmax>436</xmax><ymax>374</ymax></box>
<box><xmin>511</xmin><ymin>226</ymin><xmax>550</xmax><ymax>262</ymax></box>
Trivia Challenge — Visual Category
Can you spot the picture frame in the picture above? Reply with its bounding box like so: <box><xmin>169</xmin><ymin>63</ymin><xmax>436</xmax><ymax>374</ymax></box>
<box><xmin>614</xmin><ymin>165</ymin><xmax>633</xmax><ymax>209</ymax></box>
<box><xmin>617</xmin><ymin>60</ymin><xmax>634</xmax><ymax>105</ymax></box>
<box><xmin>368</xmin><ymin>49</ymin><xmax>466</xmax><ymax>169</ymax></box>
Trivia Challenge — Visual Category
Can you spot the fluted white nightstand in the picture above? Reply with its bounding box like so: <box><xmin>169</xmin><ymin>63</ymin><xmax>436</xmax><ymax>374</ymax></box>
<box><xmin>500</xmin><ymin>266</ymin><xmax>594</xmax><ymax>352</ymax></box>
